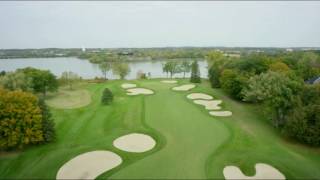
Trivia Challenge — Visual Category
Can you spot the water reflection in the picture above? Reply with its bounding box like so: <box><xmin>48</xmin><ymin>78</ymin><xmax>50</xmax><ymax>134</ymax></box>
<box><xmin>0</xmin><ymin>57</ymin><xmax>208</xmax><ymax>79</ymax></box>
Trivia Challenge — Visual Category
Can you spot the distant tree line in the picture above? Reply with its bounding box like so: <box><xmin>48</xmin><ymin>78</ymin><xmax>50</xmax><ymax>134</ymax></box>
<box><xmin>207</xmin><ymin>51</ymin><xmax>320</xmax><ymax>146</ymax></box>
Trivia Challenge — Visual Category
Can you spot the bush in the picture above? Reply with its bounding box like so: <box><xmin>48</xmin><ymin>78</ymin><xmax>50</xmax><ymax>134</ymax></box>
<box><xmin>101</xmin><ymin>88</ymin><xmax>113</xmax><ymax>105</ymax></box>
<box><xmin>0</xmin><ymin>89</ymin><xmax>44</xmax><ymax>150</ymax></box>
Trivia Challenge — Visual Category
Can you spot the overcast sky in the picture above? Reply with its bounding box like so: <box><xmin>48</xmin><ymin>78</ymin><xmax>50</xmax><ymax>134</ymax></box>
<box><xmin>0</xmin><ymin>1</ymin><xmax>320</xmax><ymax>49</ymax></box>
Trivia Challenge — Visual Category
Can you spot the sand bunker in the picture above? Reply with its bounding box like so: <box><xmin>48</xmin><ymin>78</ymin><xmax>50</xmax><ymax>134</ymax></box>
<box><xmin>172</xmin><ymin>84</ymin><xmax>195</xmax><ymax>91</ymax></box>
<box><xmin>126</xmin><ymin>88</ymin><xmax>154</xmax><ymax>96</ymax></box>
<box><xmin>121</xmin><ymin>83</ymin><xmax>137</xmax><ymax>89</ymax></box>
<box><xmin>193</xmin><ymin>100</ymin><xmax>222</xmax><ymax>110</ymax></box>
<box><xmin>209</xmin><ymin>111</ymin><xmax>232</xmax><ymax>117</ymax></box>
<box><xmin>187</xmin><ymin>93</ymin><xmax>213</xmax><ymax>100</ymax></box>
<box><xmin>161</xmin><ymin>80</ymin><xmax>177</xmax><ymax>84</ymax></box>
<box><xmin>56</xmin><ymin>151</ymin><xmax>122</xmax><ymax>179</ymax></box>
<box><xmin>113</xmin><ymin>133</ymin><xmax>156</xmax><ymax>153</ymax></box>
<box><xmin>223</xmin><ymin>163</ymin><xmax>285</xmax><ymax>180</ymax></box>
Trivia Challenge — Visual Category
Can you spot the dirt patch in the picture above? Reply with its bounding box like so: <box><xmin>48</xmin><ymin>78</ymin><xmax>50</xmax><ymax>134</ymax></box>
<box><xmin>187</xmin><ymin>93</ymin><xmax>213</xmax><ymax>100</ymax></box>
<box><xmin>172</xmin><ymin>84</ymin><xmax>195</xmax><ymax>91</ymax></box>
<box><xmin>193</xmin><ymin>100</ymin><xmax>222</xmax><ymax>110</ymax></box>
<box><xmin>113</xmin><ymin>133</ymin><xmax>156</xmax><ymax>153</ymax></box>
<box><xmin>223</xmin><ymin>163</ymin><xmax>285</xmax><ymax>179</ymax></box>
<box><xmin>126</xmin><ymin>88</ymin><xmax>154</xmax><ymax>96</ymax></box>
<box><xmin>56</xmin><ymin>150</ymin><xmax>122</xmax><ymax>179</ymax></box>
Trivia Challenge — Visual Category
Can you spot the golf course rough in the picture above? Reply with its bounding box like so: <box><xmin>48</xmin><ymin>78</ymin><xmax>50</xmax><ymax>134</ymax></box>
<box><xmin>209</xmin><ymin>111</ymin><xmax>233</xmax><ymax>117</ymax></box>
<box><xmin>223</xmin><ymin>163</ymin><xmax>285</xmax><ymax>180</ymax></box>
<box><xmin>193</xmin><ymin>100</ymin><xmax>222</xmax><ymax>110</ymax></box>
<box><xmin>172</xmin><ymin>84</ymin><xmax>195</xmax><ymax>91</ymax></box>
<box><xmin>161</xmin><ymin>80</ymin><xmax>177</xmax><ymax>84</ymax></box>
<box><xmin>126</xmin><ymin>88</ymin><xmax>154</xmax><ymax>96</ymax></box>
<box><xmin>56</xmin><ymin>151</ymin><xmax>122</xmax><ymax>179</ymax></box>
<box><xmin>121</xmin><ymin>83</ymin><xmax>137</xmax><ymax>89</ymax></box>
<box><xmin>187</xmin><ymin>93</ymin><xmax>213</xmax><ymax>100</ymax></box>
<box><xmin>113</xmin><ymin>133</ymin><xmax>156</xmax><ymax>153</ymax></box>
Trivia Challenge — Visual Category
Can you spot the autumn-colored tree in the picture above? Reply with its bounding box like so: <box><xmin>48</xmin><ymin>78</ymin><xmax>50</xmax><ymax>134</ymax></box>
<box><xmin>269</xmin><ymin>61</ymin><xmax>290</xmax><ymax>74</ymax></box>
<box><xmin>0</xmin><ymin>89</ymin><xmax>44</xmax><ymax>150</ymax></box>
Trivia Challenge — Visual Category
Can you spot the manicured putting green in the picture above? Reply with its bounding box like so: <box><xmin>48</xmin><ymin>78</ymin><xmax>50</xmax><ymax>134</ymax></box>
<box><xmin>46</xmin><ymin>89</ymin><xmax>91</xmax><ymax>109</ymax></box>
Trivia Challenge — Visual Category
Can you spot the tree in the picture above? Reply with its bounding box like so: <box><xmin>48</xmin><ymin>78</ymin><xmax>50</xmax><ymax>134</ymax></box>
<box><xmin>269</xmin><ymin>61</ymin><xmax>290</xmax><ymax>74</ymax></box>
<box><xmin>0</xmin><ymin>71</ymin><xmax>32</xmax><ymax>91</ymax></box>
<box><xmin>38</xmin><ymin>97</ymin><xmax>55</xmax><ymax>142</ymax></box>
<box><xmin>0</xmin><ymin>71</ymin><xmax>5</xmax><ymax>76</ymax></box>
<box><xmin>101</xmin><ymin>88</ymin><xmax>113</xmax><ymax>105</ymax></box>
<box><xmin>0</xmin><ymin>89</ymin><xmax>44</xmax><ymax>150</ymax></box>
<box><xmin>60</xmin><ymin>71</ymin><xmax>81</xmax><ymax>90</ymax></box>
<box><xmin>190</xmin><ymin>60</ymin><xmax>201</xmax><ymax>83</ymax></box>
<box><xmin>99</xmin><ymin>61</ymin><xmax>111</xmax><ymax>80</ymax></box>
<box><xmin>242</xmin><ymin>71</ymin><xmax>303</xmax><ymax>127</ymax></box>
<box><xmin>162</xmin><ymin>61</ymin><xmax>180</xmax><ymax>78</ymax></box>
<box><xmin>19</xmin><ymin>67</ymin><xmax>58</xmax><ymax>96</ymax></box>
<box><xmin>112</xmin><ymin>63</ymin><xmax>130</xmax><ymax>79</ymax></box>
<box><xmin>220</xmin><ymin>69</ymin><xmax>247</xmax><ymax>100</ymax></box>
<box><xmin>297</xmin><ymin>52</ymin><xmax>320</xmax><ymax>80</ymax></box>
<box><xmin>207</xmin><ymin>51</ymin><xmax>229</xmax><ymax>88</ymax></box>
<box><xmin>179</xmin><ymin>60</ymin><xmax>191</xmax><ymax>78</ymax></box>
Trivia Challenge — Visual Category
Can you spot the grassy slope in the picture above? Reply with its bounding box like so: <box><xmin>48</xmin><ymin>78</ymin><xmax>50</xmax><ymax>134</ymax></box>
<box><xmin>0</xmin><ymin>79</ymin><xmax>319</xmax><ymax>179</ymax></box>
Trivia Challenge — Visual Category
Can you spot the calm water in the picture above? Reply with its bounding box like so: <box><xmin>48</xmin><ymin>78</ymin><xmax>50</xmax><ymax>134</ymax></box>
<box><xmin>0</xmin><ymin>57</ymin><xmax>208</xmax><ymax>79</ymax></box>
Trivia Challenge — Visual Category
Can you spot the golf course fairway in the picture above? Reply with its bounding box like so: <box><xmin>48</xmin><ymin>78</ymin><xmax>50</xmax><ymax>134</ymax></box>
<box><xmin>0</xmin><ymin>79</ymin><xmax>319</xmax><ymax>179</ymax></box>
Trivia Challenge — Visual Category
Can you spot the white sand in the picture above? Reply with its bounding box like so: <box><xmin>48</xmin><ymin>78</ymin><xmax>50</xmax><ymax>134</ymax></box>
<box><xmin>161</xmin><ymin>80</ymin><xmax>177</xmax><ymax>84</ymax></box>
<box><xmin>193</xmin><ymin>100</ymin><xmax>222</xmax><ymax>110</ymax></box>
<box><xmin>187</xmin><ymin>93</ymin><xmax>213</xmax><ymax>100</ymax></box>
<box><xmin>223</xmin><ymin>163</ymin><xmax>285</xmax><ymax>180</ymax></box>
<box><xmin>121</xmin><ymin>83</ymin><xmax>137</xmax><ymax>89</ymax></box>
<box><xmin>209</xmin><ymin>111</ymin><xmax>232</xmax><ymax>117</ymax></box>
<box><xmin>113</xmin><ymin>133</ymin><xmax>156</xmax><ymax>153</ymax></box>
<box><xmin>56</xmin><ymin>151</ymin><xmax>122</xmax><ymax>179</ymax></box>
<box><xmin>126</xmin><ymin>88</ymin><xmax>154</xmax><ymax>96</ymax></box>
<box><xmin>172</xmin><ymin>84</ymin><xmax>196</xmax><ymax>91</ymax></box>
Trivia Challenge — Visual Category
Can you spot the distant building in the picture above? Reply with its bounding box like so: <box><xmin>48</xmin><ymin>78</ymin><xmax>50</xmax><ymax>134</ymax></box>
<box><xmin>286</xmin><ymin>48</ymin><xmax>293</xmax><ymax>52</ymax></box>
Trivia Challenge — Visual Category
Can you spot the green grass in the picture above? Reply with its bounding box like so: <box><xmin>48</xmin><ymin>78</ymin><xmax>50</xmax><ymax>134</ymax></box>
<box><xmin>0</xmin><ymin>79</ymin><xmax>319</xmax><ymax>179</ymax></box>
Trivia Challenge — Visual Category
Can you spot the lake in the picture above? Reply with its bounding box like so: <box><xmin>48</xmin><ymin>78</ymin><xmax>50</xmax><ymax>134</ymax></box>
<box><xmin>0</xmin><ymin>57</ymin><xmax>208</xmax><ymax>79</ymax></box>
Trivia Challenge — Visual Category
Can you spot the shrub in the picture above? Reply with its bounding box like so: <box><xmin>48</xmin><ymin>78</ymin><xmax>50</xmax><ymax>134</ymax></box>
<box><xmin>101</xmin><ymin>88</ymin><xmax>113</xmax><ymax>105</ymax></box>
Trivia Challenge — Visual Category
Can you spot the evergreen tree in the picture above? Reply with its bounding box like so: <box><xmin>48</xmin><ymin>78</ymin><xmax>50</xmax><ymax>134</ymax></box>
<box><xmin>38</xmin><ymin>97</ymin><xmax>56</xmax><ymax>142</ymax></box>
<box><xmin>190</xmin><ymin>60</ymin><xmax>201</xmax><ymax>83</ymax></box>
<box><xmin>101</xmin><ymin>88</ymin><xmax>114</xmax><ymax>105</ymax></box>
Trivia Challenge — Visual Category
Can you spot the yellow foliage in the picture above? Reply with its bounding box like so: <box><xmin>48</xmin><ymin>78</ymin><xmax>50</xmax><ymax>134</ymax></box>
<box><xmin>0</xmin><ymin>88</ymin><xmax>44</xmax><ymax>149</ymax></box>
